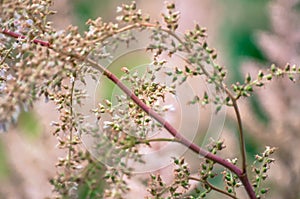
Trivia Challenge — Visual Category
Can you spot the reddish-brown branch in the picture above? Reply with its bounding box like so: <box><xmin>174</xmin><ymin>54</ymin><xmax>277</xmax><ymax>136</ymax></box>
<box><xmin>225</xmin><ymin>89</ymin><xmax>247</xmax><ymax>173</ymax></box>
<box><xmin>100</xmin><ymin>64</ymin><xmax>256</xmax><ymax>199</ymax></box>
<box><xmin>1</xmin><ymin>29</ymin><xmax>257</xmax><ymax>199</ymax></box>
<box><xmin>1</xmin><ymin>29</ymin><xmax>51</xmax><ymax>47</ymax></box>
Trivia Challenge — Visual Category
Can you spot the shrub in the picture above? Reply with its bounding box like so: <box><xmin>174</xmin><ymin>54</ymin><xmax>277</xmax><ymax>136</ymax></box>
<box><xmin>0</xmin><ymin>1</ymin><xmax>299</xmax><ymax>198</ymax></box>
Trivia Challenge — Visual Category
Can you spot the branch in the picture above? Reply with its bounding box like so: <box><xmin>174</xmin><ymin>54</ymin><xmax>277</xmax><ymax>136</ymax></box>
<box><xmin>1</xmin><ymin>29</ymin><xmax>51</xmax><ymax>47</ymax></box>
<box><xmin>0</xmin><ymin>28</ymin><xmax>257</xmax><ymax>199</ymax></box>
<box><xmin>225</xmin><ymin>89</ymin><xmax>247</xmax><ymax>173</ymax></box>
<box><xmin>189</xmin><ymin>176</ymin><xmax>238</xmax><ymax>199</ymax></box>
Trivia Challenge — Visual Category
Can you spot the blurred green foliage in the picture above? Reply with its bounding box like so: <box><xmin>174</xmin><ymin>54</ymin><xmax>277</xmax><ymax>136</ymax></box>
<box><xmin>0</xmin><ymin>141</ymin><xmax>10</xmax><ymax>179</ymax></box>
<box><xmin>219</xmin><ymin>0</ymin><xmax>271</xmax><ymax>124</ymax></box>
<box><xmin>219</xmin><ymin>0</ymin><xmax>270</xmax><ymax>81</ymax></box>
<box><xmin>97</xmin><ymin>51</ymin><xmax>151</xmax><ymax>99</ymax></box>
<box><xmin>18</xmin><ymin>111</ymin><xmax>42</xmax><ymax>140</ymax></box>
<box><xmin>73</xmin><ymin>0</ymin><xmax>112</xmax><ymax>31</ymax></box>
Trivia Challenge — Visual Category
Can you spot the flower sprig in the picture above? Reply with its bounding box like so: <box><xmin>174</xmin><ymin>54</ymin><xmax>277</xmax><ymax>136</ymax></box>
<box><xmin>147</xmin><ymin>157</ymin><xmax>191</xmax><ymax>198</ymax></box>
<box><xmin>232</xmin><ymin>64</ymin><xmax>300</xmax><ymax>99</ymax></box>
<box><xmin>252</xmin><ymin>146</ymin><xmax>276</xmax><ymax>199</ymax></box>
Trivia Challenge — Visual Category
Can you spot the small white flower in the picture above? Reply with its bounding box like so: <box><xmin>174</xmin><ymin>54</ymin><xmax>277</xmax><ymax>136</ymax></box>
<box><xmin>16</xmin><ymin>52</ymin><xmax>22</xmax><ymax>59</ymax></box>
<box><xmin>21</xmin><ymin>43</ymin><xmax>29</xmax><ymax>50</ymax></box>
<box><xmin>12</xmin><ymin>42</ymin><xmax>19</xmax><ymax>49</ymax></box>
<box><xmin>22</xmin><ymin>103</ymin><xmax>29</xmax><ymax>112</ymax></box>
<box><xmin>116</xmin><ymin>15</ymin><xmax>123</xmax><ymax>21</ymax></box>
<box><xmin>103</xmin><ymin>121</ymin><xmax>113</xmax><ymax>129</ymax></box>
<box><xmin>50</xmin><ymin>121</ymin><xmax>59</xmax><ymax>126</ymax></box>
<box><xmin>116</xmin><ymin>6</ymin><xmax>122</xmax><ymax>13</ymax></box>
<box><xmin>26</xmin><ymin>19</ymin><xmax>33</xmax><ymax>26</ymax></box>
<box><xmin>74</xmin><ymin>164</ymin><xmax>83</xmax><ymax>170</ymax></box>
<box><xmin>0</xmin><ymin>69</ymin><xmax>5</xmax><ymax>77</ymax></box>
<box><xmin>53</xmin><ymin>30</ymin><xmax>64</xmax><ymax>38</ymax></box>
<box><xmin>48</xmin><ymin>61</ymin><xmax>55</xmax><ymax>67</ymax></box>
<box><xmin>70</xmin><ymin>76</ymin><xmax>75</xmax><ymax>83</ymax></box>
<box><xmin>11</xmin><ymin>106</ymin><xmax>20</xmax><ymax>124</ymax></box>
<box><xmin>0</xmin><ymin>82</ymin><xmax>6</xmax><ymax>91</ymax></box>
<box><xmin>162</xmin><ymin>104</ymin><xmax>176</xmax><ymax>112</ymax></box>
<box><xmin>13</xmin><ymin>11</ymin><xmax>21</xmax><ymax>20</ymax></box>
<box><xmin>87</xmin><ymin>26</ymin><xmax>95</xmax><ymax>37</ymax></box>
<box><xmin>0</xmin><ymin>122</ymin><xmax>8</xmax><ymax>132</ymax></box>
<box><xmin>7</xmin><ymin>74</ymin><xmax>14</xmax><ymax>80</ymax></box>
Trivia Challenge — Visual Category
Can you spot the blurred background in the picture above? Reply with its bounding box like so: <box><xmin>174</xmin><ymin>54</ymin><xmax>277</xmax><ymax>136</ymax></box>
<box><xmin>1</xmin><ymin>0</ymin><xmax>300</xmax><ymax>198</ymax></box>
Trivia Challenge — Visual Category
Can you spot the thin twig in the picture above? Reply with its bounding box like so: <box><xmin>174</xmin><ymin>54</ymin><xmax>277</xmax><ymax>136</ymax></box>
<box><xmin>137</xmin><ymin>137</ymin><xmax>179</xmax><ymax>144</ymax></box>
<box><xmin>189</xmin><ymin>176</ymin><xmax>238</xmax><ymax>199</ymax></box>
<box><xmin>225</xmin><ymin>89</ymin><xmax>247</xmax><ymax>173</ymax></box>
<box><xmin>0</xmin><ymin>47</ymin><xmax>13</xmax><ymax>65</ymax></box>
<box><xmin>1</xmin><ymin>29</ymin><xmax>51</xmax><ymax>47</ymax></box>
<box><xmin>67</xmin><ymin>76</ymin><xmax>76</xmax><ymax>173</ymax></box>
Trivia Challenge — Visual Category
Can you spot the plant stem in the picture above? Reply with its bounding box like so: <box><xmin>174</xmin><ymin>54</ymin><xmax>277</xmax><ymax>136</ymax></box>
<box><xmin>1</xmin><ymin>29</ymin><xmax>51</xmax><ymax>47</ymax></box>
<box><xmin>137</xmin><ymin>137</ymin><xmax>179</xmax><ymax>144</ymax></box>
<box><xmin>0</xmin><ymin>47</ymin><xmax>13</xmax><ymax>65</ymax></box>
<box><xmin>67</xmin><ymin>77</ymin><xmax>76</xmax><ymax>173</ymax></box>
<box><xmin>1</xmin><ymin>28</ymin><xmax>257</xmax><ymax>199</ymax></box>
<box><xmin>225</xmin><ymin>89</ymin><xmax>247</xmax><ymax>173</ymax></box>
<box><xmin>189</xmin><ymin>176</ymin><xmax>238</xmax><ymax>199</ymax></box>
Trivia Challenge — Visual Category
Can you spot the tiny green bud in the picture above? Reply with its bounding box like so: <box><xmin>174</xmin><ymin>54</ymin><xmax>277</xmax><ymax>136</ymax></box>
<box><xmin>104</xmin><ymin>99</ymin><xmax>112</xmax><ymax>106</ymax></box>
<box><xmin>262</xmin><ymin>167</ymin><xmax>267</xmax><ymax>173</ymax></box>
<box><xmin>151</xmin><ymin>174</ymin><xmax>156</xmax><ymax>180</ymax></box>
<box><xmin>289</xmin><ymin>74</ymin><xmax>295</xmax><ymax>82</ymax></box>
<box><xmin>225</xmin><ymin>175</ymin><xmax>231</xmax><ymax>182</ymax></box>
<box><xmin>165</xmin><ymin>71</ymin><xmax>173</xmax><ymax>76</ymax></box>
<box><xmin>212</xmin><ymin>53</ymin><xmax>217</xmax><ymax>60</ymax></box>
<box><xmin>260</xmin><ymin>188</ymin><xmax>268</xmax><ymax>194</ymax></box>
<box><xmin>266</xmin><ymin>74</ymin><xmax>272</xmax><ymax>80</ymax></box>
<box><xmin>166</xmin><ymin>3</ymin><xmax>175</xmax><ymax>9</ymax></box>
<box><xmin>245</xmin><ymin>73</ymin><xmax>251</xmax><ymax>83</ymax></box>
<box><xmin>262</xmin><ymin>174</ymin><xmax>268</xmax><ymax>180</ymax></box>
<box><xmin>232</xmin><ymin>85</ymin><xmax>238</xmax><ymax>92</ymax></box>
<box><xmin>185</xmin><ymin>66</ymin><xmax>191</xmax><ymax>73</ymax></box>
<box><xmin>174</xmin><ymin>158</ymin><xmax>179</xmax><ymax>164</ymax></box>
<box><xmin>209</xmin><ymin>172</ymin><xmax>215</xmax><ymax>178</ymax></box>
<box><xmin>271</xmin><ymin>64</ymin><xmax>276</xmax><ymax>73</ymax></box>
<box><xmin>175</xmin><ymin>67</ymin><xmax>182</xmax><ymax>74</ymax></box>
<box><xmin>256</xmin><ymin>82</ymin><xmax>264</xmax><ymax>87</ymax></box>
<box><xmin>245</xmin><ymin>85</ymin><xmax>253</xmax><ymax>92</ymax></box>
<box><xmin>204</xmin><ymin>91</ymin><xmax>208</xmax><ymax>100</ymax></box>
<box><xmin>255</xmin><ymin>155</ymin><xmax>264</xmax><ymax>162</ymax></box>
<box><xmin>130</xmin><ymin>1</ymin><xmax>136</xmax><ymax>10</ymax></box>
<box><xmin>284</xmin><ymin>64</ymin><xmax>290</xmax><ymax>71</ymax></box>
<box><xmin>216</xmin><ymin>140</ymin><xmax>224</xmax><ymax>150</ymax></box>
<box><xmin>221</xmin><ymin>71</ymin><xmax>226</xmax><ymax>77</ymax></box>
<box><xmin>258</xmin><ymin>70</ymin><xmax>264</xmax><ymax>79</ymax></box>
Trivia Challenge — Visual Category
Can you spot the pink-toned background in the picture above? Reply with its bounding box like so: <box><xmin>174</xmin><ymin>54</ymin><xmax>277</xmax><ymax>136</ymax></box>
<box><xmin>1</xmin><ymin>0</ymin><xmax>300</xmax><ymax>198</ymax></box>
